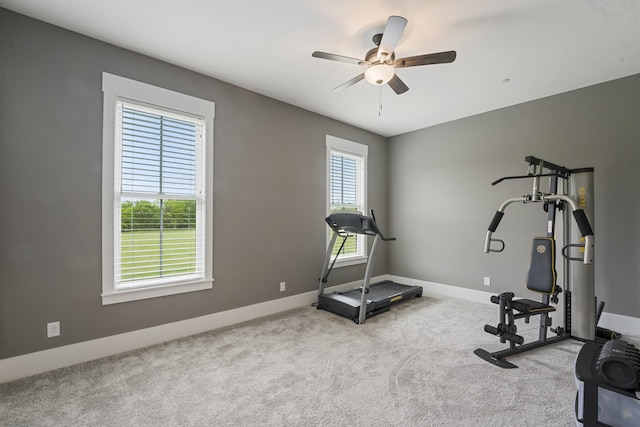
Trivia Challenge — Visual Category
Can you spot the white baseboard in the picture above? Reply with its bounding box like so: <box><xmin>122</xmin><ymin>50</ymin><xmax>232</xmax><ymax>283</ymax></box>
<box><xmin>0</xmin><ymin>276</ymin><xmax>376</xmax><ymax>384</ymax></box>
<box><xmin>390</xmin><ymin>274</ymin><xmax>640</xmax><ymax>340</ymax></box>
<box><xmin>387</xmin><ymin>275</ymin><xmax>495</xmax><ymax>304</ymax></box>
<box><xmin>3</xmin><ymin>275</ymin><xmax>637</xmax><ymax>384</ymax></box>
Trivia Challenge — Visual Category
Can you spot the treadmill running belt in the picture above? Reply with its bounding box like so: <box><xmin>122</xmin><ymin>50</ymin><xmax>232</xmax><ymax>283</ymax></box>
<box><xmin>318</xmin><ymin>280</ymin><xmax>422</xmax><ymax>323</ymax></box>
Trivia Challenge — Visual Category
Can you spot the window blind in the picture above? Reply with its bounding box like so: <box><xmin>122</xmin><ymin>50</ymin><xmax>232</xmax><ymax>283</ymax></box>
<box><xmin>329</xmin><ymin>150</ymin><xmax>364</xmax><ymax>257</ymax></box>
<box><xmin>115</xmin><ymin>100</ymin><xmax>205</xmax><ymax>288</ymax></box>
<box><xmin>329</xmin><ymin>151</ymin><xmax>363</xmax><ymax>211</ymax></box>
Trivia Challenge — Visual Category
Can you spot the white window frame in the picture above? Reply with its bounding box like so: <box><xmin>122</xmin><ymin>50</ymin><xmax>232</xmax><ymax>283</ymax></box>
<box><xmin>102</xmin><ymin>73</ymin><xmax>214</xmax><ymax>305</ymax></box>
<box><xmin>326</xmin><ymin>135</ymin><xmax>368</xmax><ymax>267</ymax></box>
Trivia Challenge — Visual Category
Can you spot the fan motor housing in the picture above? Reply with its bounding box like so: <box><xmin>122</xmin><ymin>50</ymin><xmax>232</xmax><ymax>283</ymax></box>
<box><xmin>365</xmin><ymin>47</ymin><xmax>394</xmax><ymax>65</ymax></box>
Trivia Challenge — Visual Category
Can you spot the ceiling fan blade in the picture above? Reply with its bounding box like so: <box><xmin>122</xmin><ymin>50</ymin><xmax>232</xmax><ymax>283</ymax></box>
<box><xmin>333</xmin><ymin>73</ymin><xmax>365</xmax><ymax>91</ymax></box>
<box><xmin>394</xmin><ymin>50</ymin><xmax>457</xmax><ymax>68</ymax></box>
<box><xmin>388</xmin><ymin>74</ymin><xmax>409</xmax><ymax>95</ymax></box>
<box><xmin>312</xmin><ymin>51</ymin><xmax>365</xmax><ymax>66</ymax></box>
<box><xmin>377</xmin><ymin>16</ymin><xmax>408</xmax><ymax>61</ymax></box>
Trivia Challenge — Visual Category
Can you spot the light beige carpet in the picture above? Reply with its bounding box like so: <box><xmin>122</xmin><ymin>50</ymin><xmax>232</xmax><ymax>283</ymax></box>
<box><xmin>1</xmin><ymin>295</ymin><xmax>636</xmax><ymax>426</ymax></box>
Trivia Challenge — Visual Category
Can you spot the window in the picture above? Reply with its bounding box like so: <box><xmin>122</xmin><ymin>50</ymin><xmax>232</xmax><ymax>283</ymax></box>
<box><xmin>102</xmin><ymin>73</ymin><xmax>214</xmax><ymax>305</ymax></box>
<box><xmin>326</xmin><ymin>135</ymin><xmax>368</xmax><ymax>265</ymax></box>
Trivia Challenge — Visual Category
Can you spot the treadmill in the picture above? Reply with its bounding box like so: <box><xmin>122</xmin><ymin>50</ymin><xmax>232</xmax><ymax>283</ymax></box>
<box><xmin>317</xmin><ymin>210</ymin><xmax>423</xmax><ymax>324</ymax></box>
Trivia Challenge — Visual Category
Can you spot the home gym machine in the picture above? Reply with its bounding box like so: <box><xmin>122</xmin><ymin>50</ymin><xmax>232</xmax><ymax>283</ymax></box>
<box><xmin>317</xmin><ymin>210</ymin><xmax>422</xmax><ymax>324</ymax></box>
<box><xmin>474</xmin><ymin>156</ymin><xmax>618</xmax><ymax>369</ymax></box>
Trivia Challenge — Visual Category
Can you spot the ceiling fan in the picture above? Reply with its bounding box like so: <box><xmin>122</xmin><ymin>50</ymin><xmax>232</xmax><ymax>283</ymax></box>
<box><xmin>312</xmin><ymin>15</ymin><xmax>456</xmax><ymax>95</ymax></box>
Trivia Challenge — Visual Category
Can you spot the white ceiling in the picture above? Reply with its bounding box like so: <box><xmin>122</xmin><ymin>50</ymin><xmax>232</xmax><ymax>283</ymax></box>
<box><xmin>2</xmin><ymin>0</ymin><xmax>640</xmax><ymax>137</ymax></box>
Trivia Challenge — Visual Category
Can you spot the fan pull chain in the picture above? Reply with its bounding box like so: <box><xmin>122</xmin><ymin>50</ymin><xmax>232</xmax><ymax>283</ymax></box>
<box><xmin>378</xmin><ymin>86</ymin><xmax>383</xmax><ymax>116</ymax></box>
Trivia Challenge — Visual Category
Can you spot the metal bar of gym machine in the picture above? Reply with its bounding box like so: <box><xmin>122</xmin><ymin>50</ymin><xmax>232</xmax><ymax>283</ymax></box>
<box><xmin>476</xmin><ymin>157</ymin><xmax>596</xmax><ymax>368</ymax></box>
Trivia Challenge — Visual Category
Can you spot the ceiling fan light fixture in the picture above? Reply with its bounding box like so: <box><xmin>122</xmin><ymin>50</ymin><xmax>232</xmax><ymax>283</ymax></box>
<box><xmin>364</xmin><ymin>64</ymin><xmax>394</xmax><ymax>85</ymax></box>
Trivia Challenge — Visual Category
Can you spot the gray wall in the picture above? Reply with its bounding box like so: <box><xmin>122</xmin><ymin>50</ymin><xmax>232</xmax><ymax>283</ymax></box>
<box><xmin>2</xmin><ymin>7</ymin><xmax>638</xmax><ymax>361</ymax></box>
<box><xmin>388</xmin><ymin>73</ymin><xmax>640</xmax><ymax>319</ymax></box>
<box><xmin>0</xmin><ymin>9</ymin><xmax>388</xmax><ymax>358</ymax></box>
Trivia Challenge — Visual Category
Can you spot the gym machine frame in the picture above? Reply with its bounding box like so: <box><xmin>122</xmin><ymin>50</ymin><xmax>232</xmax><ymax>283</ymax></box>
<box><xmin>474</xmin><ymin>156</ymin><xmax>609</xmax><ymax>369</ymax></box>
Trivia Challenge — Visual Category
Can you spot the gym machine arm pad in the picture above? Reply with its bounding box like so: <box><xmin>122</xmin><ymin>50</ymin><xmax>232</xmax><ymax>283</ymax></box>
<box><xmin>484</xmin><ymin>211</ymin><xmax>506</xmax><ymax>253</ymax></box>
<box><xmin>544</xmin><ymin>194</ymin><xmax>594</xmax><ymax>264</ymax></box>
<box><xmin>573</xmin><ymin>209</ymin><xmax>595</xmax><ymax>265</ymax></box>
<box><xmin>484</xmin><ymin>197</ymin><xmax>525</xmax><ymax>253</ymax></box>
<box><xmin>488</xmin><ymin>211</ymin><xmax>504</xmax><ymax>232</ymax></box>
<box><xmin>572</xmin><ymin>209</ymin><xmax>594</xmax><ymax>237</ymax></box>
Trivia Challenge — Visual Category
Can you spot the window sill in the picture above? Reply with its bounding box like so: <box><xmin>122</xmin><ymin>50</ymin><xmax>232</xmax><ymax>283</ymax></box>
<box><xmin>332</xmin><ymin>256</ymin><xmax>368</xmax><ymax>268</ymax></box>
<box><xmin>102</xmin><ymin>278</ymin><xmax>213</xmax><ymax>305</ymax></box>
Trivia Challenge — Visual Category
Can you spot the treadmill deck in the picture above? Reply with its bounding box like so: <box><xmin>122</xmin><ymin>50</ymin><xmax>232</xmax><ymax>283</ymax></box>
<box><xmin>317</xmin><ymin>280</ymin><xmax>422</xmax><ymax>323</ymax></box>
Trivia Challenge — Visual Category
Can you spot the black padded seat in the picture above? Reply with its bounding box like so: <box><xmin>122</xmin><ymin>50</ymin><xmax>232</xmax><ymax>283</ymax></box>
<box><xmin>511</xmin><ymin>298</ymin><xmax>555</xmax><ymax>314</ymax></box>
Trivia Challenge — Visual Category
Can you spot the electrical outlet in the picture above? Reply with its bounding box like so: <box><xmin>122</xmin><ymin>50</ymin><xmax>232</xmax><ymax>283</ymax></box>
<box><xmin>483</xmin><ymin>277</ymin><xmax>491</xmax><ymax>287</ymax></box>
<box><xmin>280</xmin><ymin>282</ymin><xmax>286</xmax><ymax>292</ymax></box>
<box><xmin>47</xmin><ymin>321</ymin><xmax>60</xmax><ymax>338</ymax></box>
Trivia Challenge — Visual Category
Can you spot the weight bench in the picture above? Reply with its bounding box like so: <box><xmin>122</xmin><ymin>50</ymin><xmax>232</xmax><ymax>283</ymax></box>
<box><xmin>475</xmin><ymin>237</ymin><xmax>569</xmax><ymax>368</ymax></box>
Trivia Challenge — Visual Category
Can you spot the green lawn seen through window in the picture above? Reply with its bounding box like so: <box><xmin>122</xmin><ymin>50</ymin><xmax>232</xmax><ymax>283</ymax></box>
<box><xmin>120</xmin><ymin>228</ymin><xmax>196</xmax><ymax>282</ymax></box>
<box><xmin>332</xmin><ymin>235</ymin><xmax>357</xmax><ymax>257</ymax></box>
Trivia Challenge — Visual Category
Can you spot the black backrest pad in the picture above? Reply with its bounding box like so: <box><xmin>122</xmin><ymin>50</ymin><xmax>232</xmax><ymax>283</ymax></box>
<box><xmin>526</xmin><ymin>237</ymin><xmax>556</xmax><ymax>294</ymax></box>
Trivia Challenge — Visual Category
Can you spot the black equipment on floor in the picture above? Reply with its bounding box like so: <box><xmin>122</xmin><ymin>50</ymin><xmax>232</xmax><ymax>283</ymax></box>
<box><xmin>474</xmin><ymin>156</ymin><xmax>618</xmax><ymax>369</ymax></box>
<box><xmin>316</xmin><ymin>210</ymin><xmax>422</xmax><ymax>324</ymax></box>
<box><xmin>475</xmin><ymin>236</ymin><xmax>568</xmax><ymax>368</ymax></box>
<box><xmin>575</xmin><ymin>339</ymin><xmax>640</xmax><ymax>426</ymax></box>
